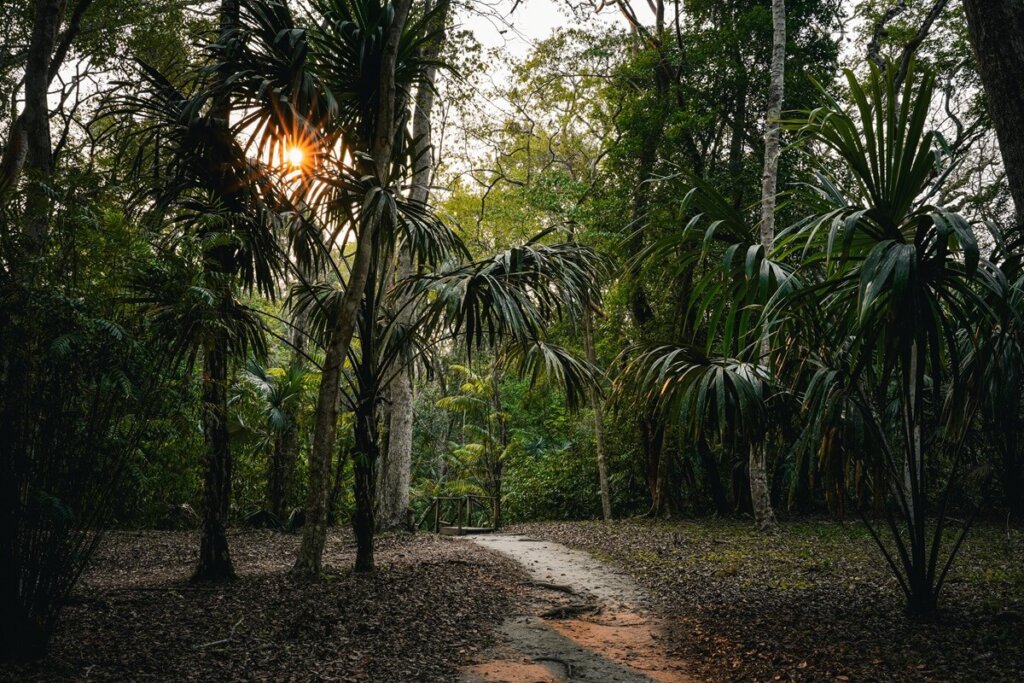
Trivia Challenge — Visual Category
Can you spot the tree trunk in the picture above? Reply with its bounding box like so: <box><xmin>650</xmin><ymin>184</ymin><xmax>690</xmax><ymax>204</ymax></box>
<box><xmin>294</xmin><ymin>0</ymin><xmax>413</xmax><ymax>577</ymax></box>
<box><xmin>21</xmin><ymin>0</ymin><xmax>64</xmax><ymax>250</ymax></box>
<box><xmin>353</xmin><ymin>399</ymin><xmax>379</xmax><ymax>572</ymax></box>
<box><xmin>193</xmin><ymin>0</ymin><xmax>239</xmax><ymax>582</ymax></box>
<box><xmin>326</xmin><ymin>441</ymin><xmax>349</xmax><ymax>526</ymax></box>
<box><xmin>490</xmin><ymin>369</ymin><xmax>508</xmax><ymax>528</ymax></box>
<box><xmin>727</xmin><ymin>56</ymin><xmax>748</xmax><ymax>209</ymax></box>
<box><xmin>642</xmin><ymin>415</ymin><xmax>666</xmax><ymax>513</ymax></box>
<box><xmin>903</xmin><ymin>339</ymin><xmax>931</xmax><ymax>616</ymax></box>
<box><xmin>268</xmin><ymin>424</ymin><xmax>296</xmax><ymax>521</ymax></box>
<box><xmin>698</xmin><ymin>438</ymin><xmax>729</xmax><ymax>515</ymax></box>
<box><xmin>269</xmin><ymin>304</ymin><xmax>309</xmax><ymax>520</ymax></box>
<box><xmin>750</xmin><ymin>0</ymin><xmax>785</xmax><ymax>534</ymax></box>
<box><xmin>583</xmin><ymin>308</ymin><xmax>612</xmax><ymax>520</ymax></box>
<box><xmin>378</xmin><ymin>0</ymin><xmax>449</xmax><ymax>531</ymax></box>
<box><xmin>652</xmin><ymin>442</ymin><xmax>674</xmax><ymax>517</ymax></box>
<box><xmin>194</xmin><ymin>327</ymin><xmax>236</xmax><ymax>581</ymax></box>
<box><xmin>378</xmin><ymin>358</ymin><xmax>414</xmax><ymax>529</ymax></box>
<box><xmin>748</xmin><ymin>442</ymin><xmax>776</xmax><ymax>532</ymax></box>
<box><xmin>962</xmin><ymin>0</ymin><xmax>1024</xmax><ymax>234</ymax></box>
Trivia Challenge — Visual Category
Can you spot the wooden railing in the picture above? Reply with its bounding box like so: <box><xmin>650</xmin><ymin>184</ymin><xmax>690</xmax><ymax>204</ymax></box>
<box><xmin>416</xmin><ymin>494</ymin><xmax>497</xmax><ymax>533</ymax></box>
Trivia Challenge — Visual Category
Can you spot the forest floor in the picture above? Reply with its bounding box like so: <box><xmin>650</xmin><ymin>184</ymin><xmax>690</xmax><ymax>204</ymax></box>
<box><xmin>2</xmin><ymin>530</ymin><xmax>528</xmax><ymax>682</ymax></box>
<box><xmin>509</xmin><ymin>518</ymin><xmax>1024</xmax><ymax>683</ymax></box>
<box><xmin>3</xmin><ymin>520</ymin><xmax>1022</xmax><ymax>682</ymax></box>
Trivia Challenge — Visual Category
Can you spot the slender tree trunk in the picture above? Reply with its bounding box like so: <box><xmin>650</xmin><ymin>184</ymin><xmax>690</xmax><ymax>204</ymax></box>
<box><xmin>353</xmin><ymin>394</ymin><xmax>379</xmax><ymax>572</ymax></box>
<box><xmin>268</xmin><ymin>424</ymin><xmax>296</xmax><ymax>521</ymax></box>
<box><xmin>378</xmin><ymin>355</ymin><xmax>414</xmax><ymax>529</ymax></box>
<box><xmin>750</xmin><ymin>0</ymin><xmax>785</xmax><ymax>534</ymax></box>
<box><xmin>903</xmin><ymin>339</ymin><xmax>934</xmax><ymax>616</ymax></box>
<box><xmin>195</xmin><ymin>324</ymin><xmax>235</xmax><ymax>581</ymax></box>
<box><xmin>194</xmin><ymin>0</ymin><xmax>239</xmax><ymax>581</ymax></box>
<box><xmin>642</xmin><ymin>416</ymin><xmax>666</xmax><ymax>513</ymax></box>
<box><xmin>294</xmin><ymin>0</ymin><xmax>413</xmax><ymax>577</ymax></box>
<box><xmin>698</xmin><ymin>438</ymin><xmax>729</xmax><ymax>515</ymax></box>
<box><xmin>270</xmin><ymin>305</ymin><xmax>309</xmax><ymax>520</ymax></box>
<box><xmin>326</xmin><ymin>442</ymin><xmax>349</xmax><ymax>526</ymax></box>
<box><xmin>377</xmin><ymin>251</ymin><xmax>415</xmax><ymax>531</ymax></box>
<box><xmin>378</xmin><ymin>0</ymin><xmax>449</xmax><ymax>531</ymax></box>
<box><xmin>490</xmin><ymin>368</ymin><xmax>508</xmax><ymax>528</ymax></box>
<box><xmin>727</xmin><ymin>57</ymin><xmax>748</xmax><ymax>209</ymax></box>
<box><xmin>582</xmin><ymin>308</ymin><xmax>612</xmax><ymax>520</ymax></box>
<box><xmin>962</xmin><ymin>0</ymin><xmax>1024</xmax><ymax>236</ymax></box>
<box><xmin>21</xmin><ymin>0</ymin><xmax>64</xmax><ymax>250</ymax></box>
<box><xmin>652</xmin><ymin>441</ymin><xmax>673</xmax><ymax>517</ymax></box>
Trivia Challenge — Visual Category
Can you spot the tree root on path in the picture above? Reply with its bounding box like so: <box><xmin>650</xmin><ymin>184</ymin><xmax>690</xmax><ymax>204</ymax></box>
<box><xmin>522</xmin><ymin>580</ymin><xmax>578</xmax><ymax>594</ymax></box>
<box><xmin>540</xmin><ymin>602</ymin><xmax>598</xmax><ymax>619</ymax></box>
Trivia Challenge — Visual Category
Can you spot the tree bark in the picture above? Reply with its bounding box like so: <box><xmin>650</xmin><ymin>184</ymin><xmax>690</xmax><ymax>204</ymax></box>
<box><xmin>750</xmin><ymin>0</ymin><xmax>785</xmax><ymax>533</ymax></box>
<box><xmin>962</xmin><ymin>0</ymin><xmax>1024</xmax><ymax>236</ymax></box>
<box><xmin>698</xmin><ymin>437</ymin><xmax>729</xmax><ymax>515</ymax></box>
<box><xmin>326</xmin><ymin>441</ymin><xmax>349</xmax><ymax>526</ymax></box>
<box><xmin>352</xmin><ymin>392</ymin><xmax>379</xmax><ymax>571</ymax></box>
<box><xmin>582</xmin><ymin>308</ymin><xmax>612</xmax><ymax>520</ymax></box>
<box><xmin>193</xmin><ymin>0</ymin><xmax>240</xmax><ymax>582</ymax></box>
<box><xmin>378</xmin><ymin>0</ymin><xmax>449</xmax><ymax>531</ymax></box>
<box><xmin>378</xmin><ymin>349</ymin><xmax>414</xmax><ymax>529</ymax></box>
<box><xmin>268</xmin><ymin>423</ymin><xmax>297</xmax><ymax>521</ymax></box>
<box><xmin>268</xmin><ymin>304</ymin><xmax>309</xmax><ymax>520</ymax></box>
<box><xmin>194</xmin><ymin>325</ymin><xmax>236</xmax><ymax>581</ymax></box>
<box><xmin>642</xmin><ymin>415</ymin><xmax>666</xmax><ymax>513</ymax></box>
<box><xmin>294</xmin><ymin>0</ymin><xmax>413</xmax><ymax>577</ymax></box>
<box><xmin>490</xmin><ymin>368</ymin><xmax>508</xmax><ymax>528</ymax></box>
<box><xmin>20</xmin><ymin>0</ymin><xmax>65</xmax><ymax>250</ymax></box>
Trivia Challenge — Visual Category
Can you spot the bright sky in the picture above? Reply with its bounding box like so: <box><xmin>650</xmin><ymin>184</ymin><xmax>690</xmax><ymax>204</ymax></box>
<box><xmin>458</xmin><ymin>0</ymin><xmax>630</xmax><ymax>58</ymax></box>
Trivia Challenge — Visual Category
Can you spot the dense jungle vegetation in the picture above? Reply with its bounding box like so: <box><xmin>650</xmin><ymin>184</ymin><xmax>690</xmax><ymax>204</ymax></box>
<box><xmin>2</xmin><ymin>0</ymin><xmax>1023</xmax><ymax>678</ymax></box>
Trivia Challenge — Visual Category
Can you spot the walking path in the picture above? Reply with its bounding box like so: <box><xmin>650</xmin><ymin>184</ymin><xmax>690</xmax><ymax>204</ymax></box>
<box><xmin>461</xmin><ymin>534</ymin><xmax>694</xmax><ymax>683</ymax></box>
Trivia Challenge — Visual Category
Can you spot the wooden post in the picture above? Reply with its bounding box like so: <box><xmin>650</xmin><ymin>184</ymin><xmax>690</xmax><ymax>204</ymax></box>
<box><xmin>433</xmin><ymin>498</ymin><xmax>440</xmax><ymax>533</ymax></box>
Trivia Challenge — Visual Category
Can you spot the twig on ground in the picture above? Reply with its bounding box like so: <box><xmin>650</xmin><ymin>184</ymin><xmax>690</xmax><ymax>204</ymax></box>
<box><xmin>196</xmin><ymin>617</ymin><xmax>244</xmax><ymax>649</ymax></box>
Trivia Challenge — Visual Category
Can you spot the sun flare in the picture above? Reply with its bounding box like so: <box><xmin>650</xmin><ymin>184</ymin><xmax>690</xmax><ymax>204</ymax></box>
<box><xmin>285</xmin><ymin>146</ymin><xmax>305</xmax><ymax>168</ymax></box>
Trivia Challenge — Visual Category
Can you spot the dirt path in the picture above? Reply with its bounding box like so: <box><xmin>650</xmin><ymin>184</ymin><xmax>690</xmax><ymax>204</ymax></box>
<box><xmin>461</xmin><ymin>534</ymin><xmax>694</xmax><ymax>683</ymax></box>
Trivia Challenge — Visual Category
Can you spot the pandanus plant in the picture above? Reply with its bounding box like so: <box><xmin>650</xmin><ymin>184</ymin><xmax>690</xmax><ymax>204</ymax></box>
<box><xmin>293</xmin><ymin>230</ymin><xmax>604</xmax><ymax>571</ymax></box>
<box><xmin>211</xmin><ymin>0</ymin><xmax>448</xmax><ymax>576</ymax></box>
<box><xmin>618</xmin><ymin>62</ymin><xmax>1010</xmax><ymax>615</ymax></box>
<box><xmin>767</xmin><ymin>62</ymin><xmax>1007</xmax><ymax>615</ymax></box>
<box><xmin>113</xmin><ymin>55</ymin><xmax>298</xmax><ymax>580</ymax></box>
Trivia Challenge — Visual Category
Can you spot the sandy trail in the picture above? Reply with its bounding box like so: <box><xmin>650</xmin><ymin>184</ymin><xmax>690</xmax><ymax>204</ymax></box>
<box><xmin>461</xmin><ymin>534</ymin><xmax>694</xmax><ymax>683</ymax></box>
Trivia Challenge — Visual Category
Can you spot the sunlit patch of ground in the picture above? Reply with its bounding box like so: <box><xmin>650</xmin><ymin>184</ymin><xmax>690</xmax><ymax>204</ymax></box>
<box><xmin>547</xmin><ymin>611</ymin><xmax>692</xmax><ymax>683</ymax></box>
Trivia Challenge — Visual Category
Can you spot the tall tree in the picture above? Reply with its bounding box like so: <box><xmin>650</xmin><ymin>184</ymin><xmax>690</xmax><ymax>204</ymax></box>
<box><xmin>294</xmin><ymin>0</ymin><xmax>414</xmax><ymax>576</ymax></box>
<box><xmin>20</xmin><ymin>0</ymin><xmax>63</xmax><ymax>248</ymax></box>
<box><xmin>193</xmin><ymin>0</ymin><xmax>242</xmax><ymax>582</ymax></box>
<box><xmin>377</xmin><ymin>0</ymin><xmax>450</xmax><ymax>531</ymax></box>
<box><xmin>751</xmin><ymin>0</ymin><xmax>785</xmax><ymax>533</ymax></box>
<box><xmin>962</xmin><ymin>0</ymin><xmax>1024</xmax><ymax>233</ymax></box>
<box><xmin>583</xmin><ymin>307</ymin><xmax>612</xmax><ymax>520</ymax></box>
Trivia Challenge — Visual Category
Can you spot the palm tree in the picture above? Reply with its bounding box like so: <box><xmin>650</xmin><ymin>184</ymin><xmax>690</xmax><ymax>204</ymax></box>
<box><xmin>769</xmin><ymin>62</ymin><xmax>1005</xmax><ymax>615</ymax></box>
<box><xmin>620</xmin><ymin>175</ymin><xmax>794</xmax><ymax>526</ymax></box>
<box><xmin>216</xmin><ymin>0</ymin><xmax>445</xmax><ymax>576</ymax></box>
<box><xmin>240</xmin><ymin>360</ymin><xmax>312</xmax><ymax>521</ymax></box>
<box><xmin>751</xmin><ymin>0</ymin><xmax>787</xmax><ymax>532</ymax></box>
<box><xmin>292</xmin><ymin>230</ymin><xmax>603</xmax><ymax>571</ymax></box>
<box><xmin>114</xmin><ymin>54</ymin><xmax>289</xmax><ymax>580</ymax></box>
